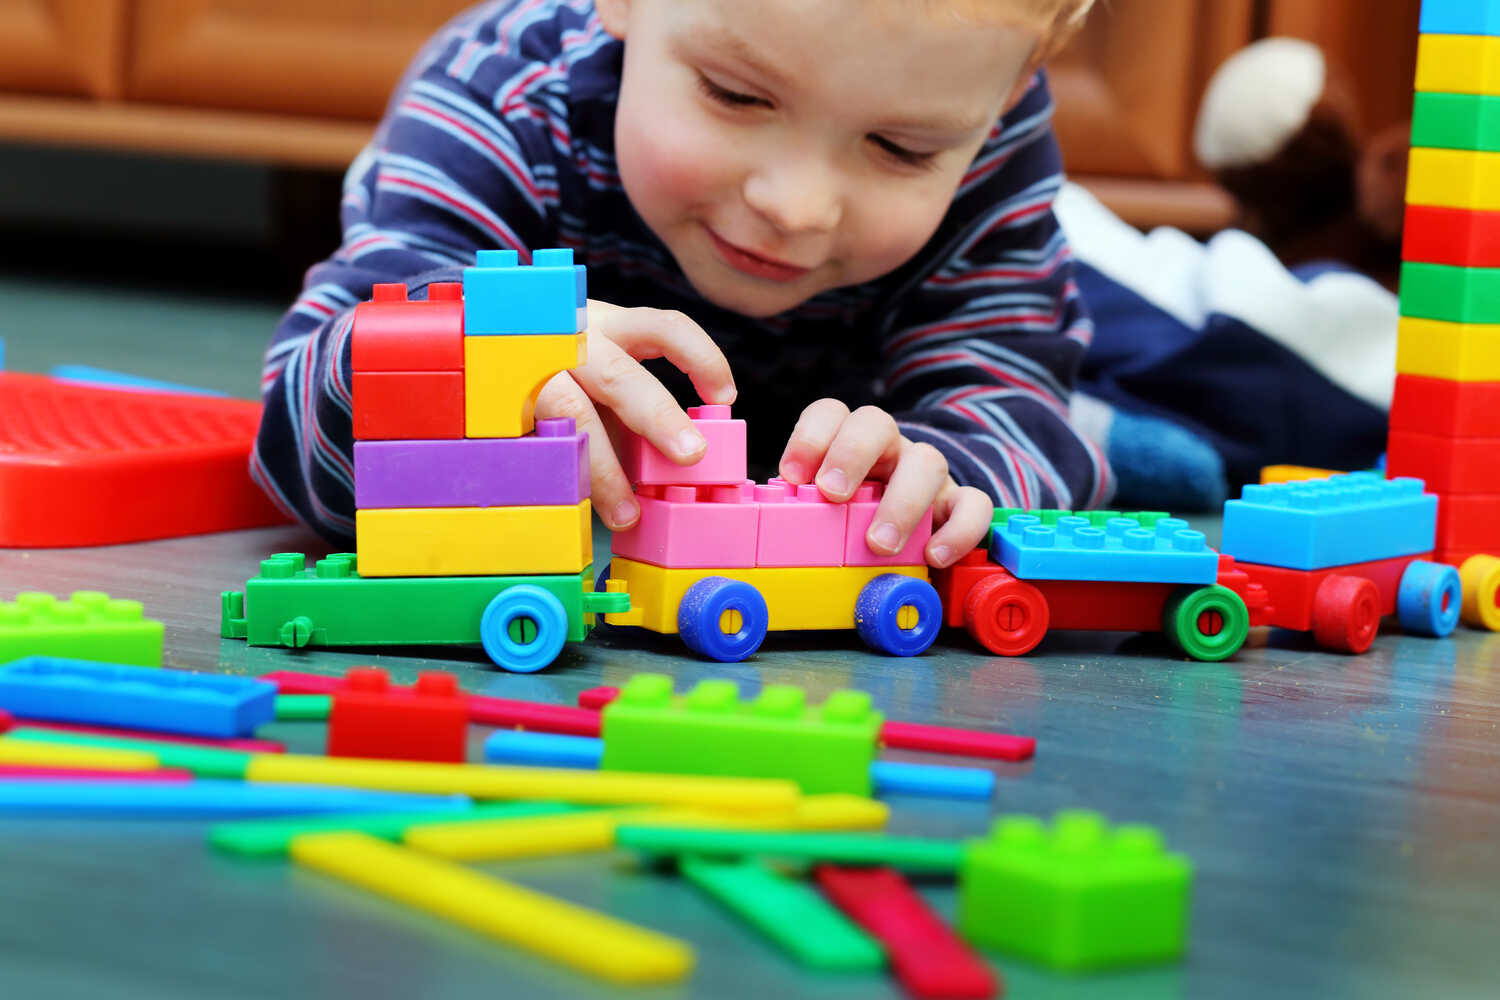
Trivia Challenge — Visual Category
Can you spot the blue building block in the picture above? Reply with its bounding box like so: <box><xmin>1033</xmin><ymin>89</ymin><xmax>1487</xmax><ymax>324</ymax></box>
<box><xmin>462</xmin><ymin>248</ymin><xmax>587</xmax><ymax>335</ymax></box>
<box><xmin>1420</xmin><ymin>0</ymin><xmax>1500</xmax><ymax>36</ymax></box>
<box><xmin>0</xmin><ymin>779</ymin><xmax>468</xmax><ymax>818</ymax></box>
<box><xmin>1219</xmin><ymin>473</ymin><xmax>1439</xmax><ymax>571</ymax></box>
<box><xmin>0</xmin><ymin>657</ymin><xmax>276</xmax><ymax>738</ymax></box>
<box><xmin>989</xmin><ymin>511</ymin><xmax>1219</xmax><ymax>584</ymax></box>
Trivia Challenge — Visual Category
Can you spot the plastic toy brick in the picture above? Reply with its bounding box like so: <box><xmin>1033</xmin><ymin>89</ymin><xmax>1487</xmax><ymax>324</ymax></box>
<box><xmin>292</xmin><ymin>832</ymin><xmax>692</xmax><ymax>985</ymax></box>
<box><xmin>1420</xmin><ymin>0</ymin><xmax>1500</xmax><ymax>36</ymax></box>
<box><xmin>353</xmin><ymin>419</ymin><xmax>588</xmax><ymax>508</ymax></box>
<box><xmin>1403</xmin><ymin>204</ymin><xmax>1500</xmax><ymax>268</ymax></box>
<box><xmin>844</xmin><ymin>481</ymin><xmax>934</xmax><ymax>566</ymax></box>
<box><xmin>679</xmin><ymin>857</ymin><xmax>884</xmax><ymax>971</ymax></box>
<box><xmin>1412</xmin><ymin>92</ymin><xmax>1500</xmax><ymax>154</ymax></box>
<box><xmin>328</xmin><ymin>668</ymin><xmax>468</xmax><ymax>763</ymax></box>
<box><xmin>16</xmin><ymin>718</ymin><xmax>283</xmax><ymax>753</ymax></box>
<box><xmin>461</xmin><ymin>248</ymin><xmax>588</xmax><ymax>336</ymax></box>
<box><xmin>0</xmin><ymin>657</ymin><xmax>276</xmax><ymax>738</ymax></box>
<box><xmin>1389</xmin><ymin>373</ymin><xmax>1500</xmax><ymax>436</ymax></box>
<box><xmin>617</xmin><ymin>404</ymin><xmax>748</xmax><ymax>486</ymax></box>
<box><xmin>10</xmin><ymin>727</ymin><xmax>253</xmax><ymax>778</ymax></box>
<box><xmin>815</xmin><ymin>865</ymin><xmax>999</xmax><ymax>1000</ymax></box>
<box><xmin>1399</xmin><ymin>261</ymin><xmax>1500</xmax><ymax>323</ymax></box>
<box><xmin>1416</xmin><ymin>34</ymin><xmax>1500</xmax><ymax>99</ymax></box>
<box><xmin>1220</xmin><ymin>473</ymin><xmax>1438</xmax><ymax>570</ymax></box>
<box><xmin>355</xmin><ymin>500</ymin><xmax>592</xmax><ymax>577</ymax></box>
<box><xmin>0</xmin><ymin>766</ymin><xmax>192</xmax><ymax>782</ymax></box>
<box><xmin>209</xmin><ymin>801</ymin><xmax>569</xmax><ymax>858</ymax></box>
<box><xmin>754</xmin><ymin>480</ymin><xmax>848</xmax><ymax>567</ymax></box>
<box><xmin>610</xmin><ymin>483</ymin><xmax>760</xmax><ymax>569</ymax></box>
<box><xmin>1437</xmin><ymin>494</ymin><xmax>1500</xmax><ymax>550</ymax></box>
<box><xmin>0</xmin><ymin>737</ymin><xmax>162</xmax><ymax>771</ymax></box>
<box><xmin>617</xmin><ymin>825</ymin><xmax>963</xmax><ymax>873</ymax></box>
<box><xmin>989</xmin><ymin>509</ymin><xmax>1217</xmax><ymax>583</ymax></box>
<box><xmin>463</xmin><ymin>330</ymin><xmax>587</xmax><ymax>438</ymax></box>
<box><xmin>1406</xmin><ymin>148</ymin><xmax>1500</xmax><ymax>214</ymax></box>
<box><xmin>600</xmin><ymin>674</ymin><xmax>882</xmax><ymax>795</ymax></box>
<box><xmin>0</xmin><ymin>591</ymin><xmax>164</xmax><ymax>667</ymax></box>
<box><xmin>0</xmin><ymin>373</ymin><xmax>289</xmax><ymax>547</ymax></box>
<box><xmin>485</xmin><ymin>729</ymin><xmax>606</xmax><ymax>769</ymax></box>
<box><xmin>1387</xmin><ymin>430</ymin><xmax>1500</xmax><ymax>493</ymax></box>
<box><xmin>352</xmin><ymin>370</ymin><xmax>464</xmax><ymax>441</ymax></box>
<box><xmin>0</xmin><ymin>777</ymin><xmax>465</xmax><ymax>818</ymax></box>
<box><xmin>1260</xmin><ymin>464</ymin><xmax>1349</xmax><ymax>484</ymax></box>
<box><xmin>275</xmin><ymin>695</ymin><xmax>330</xmax><ymax>720</ymax></box>
<box><xmin>350</xmin><ymin>282</ymin><xmax>465</xmax><ymax>371</ymax></box>
<box><xmin>1459</xmin><ymin>554</ymin><xmax>1500</xmax><ymax>630</ymax></box>
<box><xmin>957</xmin><ymin>810</ymin><xmax>1193</xmax><ymax>970</ymax></box>
<box><xmin>1397</xmin><ymin>316</ymin><xmax>1500</xmax><ymax>380</ymax></box>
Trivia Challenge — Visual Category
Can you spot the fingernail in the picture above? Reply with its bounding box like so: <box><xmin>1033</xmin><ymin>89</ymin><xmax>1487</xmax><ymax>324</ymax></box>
<box><xmin>612</xmin><ymin>499</ymin><xmax>640</xmax><ymax>528</ymax></box>
<box><xmin>820</xmin><ymin>468</ymin><xmax>849</xmax><ymax>497</ymax></box>
<box><xmin>781</xmin><ymin>459</ymin><xmax>808</xmax><ymax>483</ymax></box>
<box><xmin>871</xmin><ymin>521</ymin><xmax>901</xmax><ymax>552</ymax></box>
<box><xmin>930</xmin><ymin>544</ymin><xmax>952</xmax><ymax>566</ymax></box>
<box><xmin>676</xmin><ymin>429</ymin><xmax>705</xmax><ymax>459</ymax></box>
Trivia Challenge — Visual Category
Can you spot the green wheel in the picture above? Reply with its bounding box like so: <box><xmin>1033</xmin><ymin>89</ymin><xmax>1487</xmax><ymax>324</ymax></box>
<box><xmin>1162</xmin><ymin>585</ymin><xmax>1249</xmax><ymax>661</ymax></box>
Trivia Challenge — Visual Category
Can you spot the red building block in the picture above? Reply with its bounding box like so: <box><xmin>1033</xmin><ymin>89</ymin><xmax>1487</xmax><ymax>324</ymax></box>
<box><xmin>1436</xmin><ymin>494</ymin><xmax>1500</xmax><ymax>551</ymax></box>
<box><xmin>1387</xmin><ymin>430</ymin><xmax>1500</xmax><ymax>493</ymax></box>
<box><xmin>1389</xmin><ymin>374</ymin><xmax>1500</xmax><ymax>437</ymax></box>
<box><xmin>352</xmin><ymin>370</ymin><xmax>465</xmax><ymax>440</ymax></box>
<box><xmin>350</xmin><ymin>282</ymin><xmax>465</xmax><ymax>371</ymax></box>
<box><xmin>327</xmin><ymin>668</ymin><xmax>468</xmax><ymax>763</ymax></box>
<box><xmin>1403</xmin><ymin>204</ymin><xmax>1500</xmax><ymax>269</ymax></box>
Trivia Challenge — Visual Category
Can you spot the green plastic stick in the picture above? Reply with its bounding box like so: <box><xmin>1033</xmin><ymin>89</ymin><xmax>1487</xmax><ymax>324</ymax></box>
<box><xmin>8</xmin><ymin>726</ymin><xmax>251</xmax><ymax>778</ymax></box>
<box><xmin>275</xmin><ymin>694</ymin><xmax>332</xmax><ymax>721</ymax></box>
<box><xmin>616</xmin><ymin>826</ymin><xmax>963</xmax><ymax>874</ymax></box>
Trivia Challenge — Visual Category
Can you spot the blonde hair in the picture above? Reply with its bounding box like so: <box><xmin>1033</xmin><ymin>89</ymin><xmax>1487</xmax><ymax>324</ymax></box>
<box><xmin>920</xmin><ymin>0</ymin><xmax>1096</xmax><ymax>60</ymax></box>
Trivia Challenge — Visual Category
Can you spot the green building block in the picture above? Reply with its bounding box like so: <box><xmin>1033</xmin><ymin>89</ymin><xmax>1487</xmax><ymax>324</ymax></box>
<box><xmin>220</xmin><ymin>552</ymin><xmax>625</xmax><ymax>650</ymax></box>
<box><xmin>957</xmin><ymin>810</ymin><xmax>1193</xmax><ymax>971</ymax></box>
<box><xmin>1412</xmin><ymin>92</ymin><xmax>1500</xmax><ymax>152</ymax></box>
<box><xmin>599</xmin><ymin>674</ymin><xmax>882</xmax><ymax>795</ymax></box>
<box><xmin>1399</xmin><ymin>261</ymin><xmax>1500</xmax><ymax>323</ymax></box>
<box><xmin>0</xmin><ymin>591</ymin><xmax>163</xmax><ymax>667</ymax></box>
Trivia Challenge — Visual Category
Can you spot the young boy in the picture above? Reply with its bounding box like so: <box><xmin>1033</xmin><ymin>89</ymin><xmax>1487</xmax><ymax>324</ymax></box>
<box><xmin>253</xmin><ymin>0</ymin><xmax>1108</xmax><ymax>569</ymax></box>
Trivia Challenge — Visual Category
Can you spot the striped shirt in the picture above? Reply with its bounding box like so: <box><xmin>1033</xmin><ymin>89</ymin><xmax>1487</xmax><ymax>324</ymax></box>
<box><xmin>253</xmin><ymin>0</ymin><xmax>1112</xmax><ymax>544</ymax></box>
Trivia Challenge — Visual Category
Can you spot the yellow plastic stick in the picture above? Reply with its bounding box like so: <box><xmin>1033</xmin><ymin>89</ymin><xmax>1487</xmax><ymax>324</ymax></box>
<box><xmin>0</xmin><ymin>738</ymin><xmax>162</xmax><ymax>771</ymax></box>
<box><xmin>290</xmin><ymin>832</ymin><xmax>692</xmax><ymax>985</ymax></box>
<box><xmin>245</xmin><ymin>753</ymin><xmax>798</xmax><ymax>812</ymax></box>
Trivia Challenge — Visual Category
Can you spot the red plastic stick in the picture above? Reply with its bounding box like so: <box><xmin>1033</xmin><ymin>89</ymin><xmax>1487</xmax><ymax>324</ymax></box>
<box><xmin>576</xmin><ymin>686</ymin><xmax>1032</xmax><ymax>761</ymax></box>
<box><xmin>0</xmin><ymin>708</ymin><xmax>12</xmax><ymax>734</ymax></box>
<box><xmin>815</xmin><ymin>865</ymin><xmax>999</xmax><ymax>999</ymax></box>
<box><xmin>15</xmin><ymin>719</ymin><xmax>285</xmax><ymax>753</ymax></box>
<box><xmin>0</xmin><ymin>766</ymin><xmax>195</xmax><ymax>782</ymax></box>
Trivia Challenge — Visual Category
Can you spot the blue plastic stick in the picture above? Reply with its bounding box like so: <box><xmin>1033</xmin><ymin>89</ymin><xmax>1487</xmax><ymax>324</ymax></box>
<box><xmin>48</xmin><ymin>365</ymin><xmax>225</xmax><ymax>396</ymax></box>
<box><xmin>483</xmin><ymin>729</ymin><xmax>603</xmax><ymax>768</ymax></box>
<box><xmin>0</xmin><ymin>780</ymin><xmax>470</xmax><ymax>818</ymax></box>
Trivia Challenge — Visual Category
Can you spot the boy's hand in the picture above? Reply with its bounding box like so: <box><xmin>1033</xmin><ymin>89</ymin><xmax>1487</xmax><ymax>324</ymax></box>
<box><xmin>778</xmin><ymin>399</ymin><xmax>993</xmax><ymax>569</ymax></box>
<box><xmin>536</xmin><ymin>300</ymin><xmax>736</xmax><ymax>531</ymax></box>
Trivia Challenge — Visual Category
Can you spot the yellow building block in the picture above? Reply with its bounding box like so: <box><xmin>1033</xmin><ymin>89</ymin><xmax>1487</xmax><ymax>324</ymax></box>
<box><xmin>1259</xmin><ymin>465</ymin><xmax>1343</xmax><ymax>485</ymax></box>
<box><xmin>603</xmin><ymin>557</ymin><xmax>927</xmax><ymax>633</ymax></box>
<box><xmin>0</xmin><ymin>738</ymin><xmax>162</xmax><ymax>771</ymax></box>
<box><xmin>356</xmin><ymin>500</ymin><xmax>592</xmax><ymax>577</ymax></box>
<box><xmin>1406</xmin><ymin>147</ymin><xmax>1500</xmax><ymax>211</ymax></box>
<box><xmin>290</xmin><ymin>832</ymin><xmax>693</xmax><ymax>985</ymax></box>
<box><xmin>1397</xmin><ymin>316</ymin><xmax>1500</xmax><ymax>380</ymax></box>
<box><xmin>464</xmin><ymin>331</ymin><xmax>587</xmax><ymax>438</ymax></box>
<box><xmin>1416</xmin><ymin>34</ymin><xmax>1500</xmax><ymax>97</ymax></box>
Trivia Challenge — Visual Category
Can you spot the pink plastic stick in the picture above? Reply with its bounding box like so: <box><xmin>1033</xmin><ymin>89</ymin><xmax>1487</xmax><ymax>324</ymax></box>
<box><xmin>15</xmin><ymin>719</ymin><xmax>285</xmax><ymax>753</ymax></box>
<box><xmin>0</xmin><ymin>766</ymin><xmax>195</xmax><ymax>782</ymax></box>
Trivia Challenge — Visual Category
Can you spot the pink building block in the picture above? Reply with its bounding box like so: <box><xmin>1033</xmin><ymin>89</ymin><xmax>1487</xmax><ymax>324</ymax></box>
<box><xmin>754</xmin><ymin>480</ymin><xmax>847</xmax><ymax>567</ymax></box>
<box><xmin>844</xmin><ymin>482</ymin><xmax>933</xmax><ymax>566</ymax></box>
<box><xmin>610</xmin><ymin>483</ymin><xmax>759</xmax><ymax>568</ymax></box>
<box><xmin>618</xmin><ymin>404</ymin><xmax>747</xmax><ymax>486</ymax></box>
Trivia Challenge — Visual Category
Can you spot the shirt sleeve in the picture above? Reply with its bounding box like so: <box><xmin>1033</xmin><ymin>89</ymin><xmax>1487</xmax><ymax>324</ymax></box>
<box><xmin>876</xmin><ymin>74</ymin><xmax>1114</xmax><ymax>511</ymax></box>
<box><xmin>251</xmin><ymin>32</ymin><xmax>567</xmax><ymax>544</ymax></box>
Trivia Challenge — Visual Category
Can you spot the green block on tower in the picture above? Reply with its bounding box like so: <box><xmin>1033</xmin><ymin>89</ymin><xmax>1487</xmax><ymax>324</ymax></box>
<box><xmin>1413</xmin><ymin>92</ymin><xmax>1500</xmax><ymax>152</ymax></box>
<box><xmin>1400</xmin><ymin>261</ymin><xmax>1500</xmax><ymax>323</ymax></box>
<box><xmin>958</xmin><ymin>810</ymin><xmax>1193</xmax><ymax>971</ymax></box>
<box><xmin>599</xmin><ymin>674</ymin><xmax>882</xmax><ymax>795</ymax></box>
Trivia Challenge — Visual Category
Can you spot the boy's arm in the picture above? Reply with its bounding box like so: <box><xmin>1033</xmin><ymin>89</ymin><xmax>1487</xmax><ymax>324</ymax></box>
<box><xmin>877</xmin><ymin>76</ymin><xmax>1113</xmax><ymax>513</ymax></box>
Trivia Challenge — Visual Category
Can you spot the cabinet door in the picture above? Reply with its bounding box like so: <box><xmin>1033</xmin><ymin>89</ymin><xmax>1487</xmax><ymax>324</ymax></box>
<box><xmin>0</xmin><ymin>1</ymin><xmax>129</xmax><ymax>98</ymax></box>
<box><xmin>127</xmin><ymin>0</ymin><xmax>480</xmax><ymax>119</ymax></box>
<box><xmin>1048</xmin><ymin>0</ymin><xmax>1255</xmax><ymax>179</ymax></box>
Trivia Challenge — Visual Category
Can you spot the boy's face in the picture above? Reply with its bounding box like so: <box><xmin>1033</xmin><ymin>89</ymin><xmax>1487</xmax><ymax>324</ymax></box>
<box><xmin>599</xmin><ymin>0</ymin><xmax>1039</xmax><ymax>318</ymax></box>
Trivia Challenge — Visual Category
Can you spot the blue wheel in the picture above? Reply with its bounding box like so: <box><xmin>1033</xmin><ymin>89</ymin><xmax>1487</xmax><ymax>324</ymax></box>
<box><xmin>480</xmin><ymin>585</ymin><xmax>569</xmax><ymax>672</ymax></box>
<box><xmin>677</xmin><ymin>577</ymin><xmax>769</xmax><ymax>662</ymax></box>
<box><xmin>1396</xmin><ymin>560</ymin><xmax>1462</xmax><ymax>637</ymax></box>
<box><xmin>855</xmin><ymin>574</ymin><xmax>943</xmax><ymax>657</ymax></box>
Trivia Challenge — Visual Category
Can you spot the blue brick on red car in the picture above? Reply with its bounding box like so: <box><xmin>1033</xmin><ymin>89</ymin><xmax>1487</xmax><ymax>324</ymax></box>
<box><xmin>988</xmin><ymin>509</ymin><xmax>1219</xmax><ymax>584</ymax></box>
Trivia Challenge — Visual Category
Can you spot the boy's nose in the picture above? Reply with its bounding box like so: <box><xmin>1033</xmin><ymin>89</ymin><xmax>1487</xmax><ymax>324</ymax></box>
<box><xmin>742</xmin><ymin>163</ymin><xmax>842</xmax><ymax>236</ymax></box>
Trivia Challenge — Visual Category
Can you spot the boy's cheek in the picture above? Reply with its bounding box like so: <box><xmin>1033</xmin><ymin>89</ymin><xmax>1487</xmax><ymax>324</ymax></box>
<box><xmin>617</xmin><ymin>103</ymin><xmax>727</xmax><ymax>217</ymax></box>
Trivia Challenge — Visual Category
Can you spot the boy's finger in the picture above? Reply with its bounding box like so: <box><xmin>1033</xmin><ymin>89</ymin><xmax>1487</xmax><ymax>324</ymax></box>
<box><xmin>571</xmin><ymin>335</ymin><xmax>707</xmax><ymax>467</ymax></box>
<box><xmin>779</xmin><ymin>398</ymin><xmax>850</xmax><ymax>485</ymax></box>
<box><xmin>865</xmin><ymin>441</ymin><xmax>947</xmax><ymax>555</ymax></box>
<box><xmin>816</xmin><ymin>405</ymin><xmax>900</xmax><ymax>502</ymax></box>
<box><xmin>925</xmin><ymin>482</ymin><xmax>994</xmax><ymax>568</ymax></box>
<box><xmin>592</xmin><ymin>305</ymin><xmax>737</xmax><ymax>406</ymax></box>
<box><xmin>535</xmin><ymin>372</ymin><xmax>640</xmax><ymax>531</ymax></box>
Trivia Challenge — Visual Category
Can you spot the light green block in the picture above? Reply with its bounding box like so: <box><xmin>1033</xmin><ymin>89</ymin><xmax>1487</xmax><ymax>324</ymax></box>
<box><xmin>1412</xmin><ymin>91</ymin><xmax>1500</xmax><ymax>151</ymax></box>
<box><xmin>1399</xmin><ymin>261</ymin><xmax>1500</xmax><ymax>323</ymax></box>
<box><xmin>0</xmin><ymin>591</ymin><xmax>163</xmax><ymax>667</ymax></box>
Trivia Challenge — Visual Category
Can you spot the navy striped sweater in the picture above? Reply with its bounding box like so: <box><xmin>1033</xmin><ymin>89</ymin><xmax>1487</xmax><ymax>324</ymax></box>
<box><xmin>252</xmin><ymin>0</ymin><xmax>1111</xmax><ymax>543</ymax></box>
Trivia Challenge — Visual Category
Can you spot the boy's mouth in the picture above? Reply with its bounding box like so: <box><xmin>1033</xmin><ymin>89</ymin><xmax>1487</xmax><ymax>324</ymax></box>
<box><xmin>705</xmin><ymin>227</ymin><xmax>812</xmax><ymax>283</ymax></box>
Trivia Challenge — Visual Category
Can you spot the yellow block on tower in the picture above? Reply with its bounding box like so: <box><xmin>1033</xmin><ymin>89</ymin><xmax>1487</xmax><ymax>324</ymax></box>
<box><xmin>356</xmin><ymin>500</ymin><xmax>593</xmax><ymax>577</ymax></box>
<box><xmin>464</xmin><ymin>332</ymin><xmax>588</xmax><ymax>439</ymax></box>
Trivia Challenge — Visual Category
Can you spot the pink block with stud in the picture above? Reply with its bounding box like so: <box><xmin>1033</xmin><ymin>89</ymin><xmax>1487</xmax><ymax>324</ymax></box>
<box><xmin>843</xmin><ymin>481</ymin><xmax>933</xmax><ymax>566</ymax></box>
<box><xmin>617</xmin><ymin>404</ymin><xmax>748</xmax><ymax>486</ymax></box>
<box><xmin>754</xmin><ymin>479</ymin><xmax>848</xmax><ymax>567</ymax></box>
<box><xmin>610</xmin><ymin>482</ymin><xmax>759</xmax><ymax>568</ymax></box>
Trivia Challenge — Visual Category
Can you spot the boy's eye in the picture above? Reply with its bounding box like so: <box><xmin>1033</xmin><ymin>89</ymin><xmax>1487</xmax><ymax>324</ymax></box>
<box><xmin>870</xmin><ymin>135</ymin><xmax>937</xmax><ymax>168</ymax></box>
<box><xmin>697</xmin><ymin>73</ymin><xmax>769</xmax><ymax>109</ymax></box>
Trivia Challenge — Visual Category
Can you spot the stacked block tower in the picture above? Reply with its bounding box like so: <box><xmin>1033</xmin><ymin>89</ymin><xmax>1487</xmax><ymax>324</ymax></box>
<box><xmin>1393</xmin><ymin>0</ymin><xmax>1500</xmax><ymax>630</ymax></box>
<box><xmin>350</xmin><ymin>249</ymin><xmax>596</xmax><ymax>616</ymax></box>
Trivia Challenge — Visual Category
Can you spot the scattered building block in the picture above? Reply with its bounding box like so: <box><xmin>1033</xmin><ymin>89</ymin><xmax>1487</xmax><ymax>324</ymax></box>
<box><xmin>351</xmin><ymin>370</ymin><xmax>464</xmax><ymax>441</ymax></box>
<box><xmin>350</xmin><ymin>282</ymin><xmax>464</xmax><ymax>370</ymax></box>
<box><xmin>0</xmin><ymin>657</ymin><xmax>275</xmax><ymax>738</ymax></box>
<box><xmin>755</xmin><ymin>480</ymin><xmax>848</xmax><ymax>567</ymax></box>
<box><xmin>870</xmin><ymin>760</ymin><xmax>995</xmax><ymax>800</ymax></box>
<box><xmin>462</xmin><ymin>248</ymin><xmax>587</xmax><ymax>336</ymax></box>
<box><xmin>958</xmin><ymin>810</ymin><xmax>1193</xmax><ymax>970</ymax></box>
<box><xmin>990</xmin><ymin>510</ymin><xmax>1217</xmax><ymax>583</ymax></box>
<box><xmin>611</xmin><ymin>484</ymin><xmax>760</xmax><ymax>569</ymax></box>
<box><xmin>1389</xmin><ymin>373</ymin><xmax>1500</xmax><ymax>436</ymax></box>
<box><xmin>600</xmin><ymin>674</ymin><xmax>881</xmax><ymax>795</ymax></box>
<box><xmin>1387</xmin><ymin>430</ymin><xmax>1500</xmax><ymax>493</ymax></box>
<box><xmin>1219</xmin><ymin>473</ymin><xmax>1438</xmax><ymax>570</ymax></box>
<box><xmin>1416</xmin><ymin>34</ymin><xmax>1500</xmax><ymax>102</ymax></box>
<box><xmin>9</xmin><ymin>728</ymin><xmax>253</xmax><ymax>778</ymax></box>
<box><xmin>616</xmin><ymin>825</ymin><xmax>964</xmax><ymax>874</ymax></box>
<box><xmin>1397</xmin><ymin>316</ymin><xmax>1500</xmax><ymax>380</ymax></box>
<box><xmin>0</xmin><ymin>766</ymin><xmax>192</xmax><ymax>782</ymax></box>
<box><xmin>16</xmin><ymin>718</ymin><xmax>282</xmax><ymax>752</ymax></box>
<box><xmin>463</xmin><ymin>331</ymin><xmax>587</xmax><ymax>438</ymax></box>
<box><xmin>1412</xmin><ymin>91</ymin><xmax>1500</xmax><ymax>153</ymax></box>
<box><xmin>0</xmin><ymin>777</ymin><xmax>463</xmax><ymax>818</ymax></box>
<box><xmin>0</xmin><ymin>737</ymin><xmax>161</xmax><ymax>771</ymax></box>
<box><xmin>1403</xmin><ymin>204</ymin><xmax>1500</xmax><ymax>268</ymax></box>
<box><xmin>617</xmin><ymin>404</ymin><xmax>748</xmax><ymax>486</ymax></box>
<box><xmin>328</xmin><ymin>668</ymin><xmax>468</xmax><ymax>763</ymax></box>
<box><xmin>355</xmin><ymin>500</ymin><xmax>592</xmax><ymax>577</ymax></box>
<box><xmin>0</xmin><ymin>591</ymin><xmax>164</xmax><ymax>667</ymax></box>
<box><xmin>844</xmin><ymin>481</ymin><xmax>934</xmax><ymax>566</ymax></box>
<box><xmin>353</xmin><ymin>418</ymin><xmax>589</xmax><ymax>508</ymax></box>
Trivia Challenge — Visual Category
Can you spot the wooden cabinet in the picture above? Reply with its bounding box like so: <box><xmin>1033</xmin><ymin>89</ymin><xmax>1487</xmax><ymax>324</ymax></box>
<box><xmin>0</xmin><ymin>1</ymin><xmax>130</xmax><ymax>99</ymax></box>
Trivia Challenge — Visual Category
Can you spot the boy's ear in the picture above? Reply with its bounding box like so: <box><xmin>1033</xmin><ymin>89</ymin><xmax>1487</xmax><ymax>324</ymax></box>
<box><xmin>596</xmin><ymin>0</ymin><xmax>630</xmax><ymax>39</ymax></box>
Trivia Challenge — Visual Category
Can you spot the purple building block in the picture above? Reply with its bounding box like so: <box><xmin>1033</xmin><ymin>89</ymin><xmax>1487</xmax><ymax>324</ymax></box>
<box><xmin>354</xmin><ymin>418</ymin><xmax>589</xmax><ymax>509</ymax></box>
